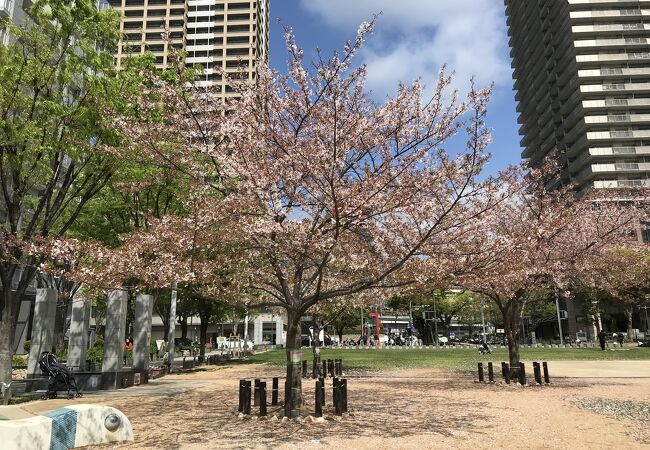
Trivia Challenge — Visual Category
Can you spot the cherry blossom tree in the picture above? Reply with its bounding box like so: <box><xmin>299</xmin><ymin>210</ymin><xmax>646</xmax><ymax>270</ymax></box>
<box><xmin>210</xmin><ymin>23</ymin><xmax>509</xmax><ymax>415</ymax></box>
<box><xmin>455</xmin><ymin>161</ymin><xmax>642</xmax><ymax>374</ymax></box>
<box><xmin>75</xmin><ymin>21</ymin><xmax>506</xmax><ymax>416</ymax></box>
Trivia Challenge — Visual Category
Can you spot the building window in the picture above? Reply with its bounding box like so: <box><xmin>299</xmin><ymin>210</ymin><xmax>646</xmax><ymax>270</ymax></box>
<box><xmin>227</xmin><ymin>24</ymin><xmax>250</xmax><ymax>33</ymax></box>
<box><xmin>227</xmin><ymin>36</ymin><xmax>249</xmax><ymax>44</ymax></box>
<box><xmin>227</xmin><ymin>48</ymin><xmax>249</xmax><ymax>56</ymax></box>
<box><xmin>228</xmin><ymin>13</ymin><xmax>250</xmax><ymax>20</ymax></box>
<box><xmin>229</xmin><ymin>2</ymin><xmax>250</xmax><ymax>10</ymax></box>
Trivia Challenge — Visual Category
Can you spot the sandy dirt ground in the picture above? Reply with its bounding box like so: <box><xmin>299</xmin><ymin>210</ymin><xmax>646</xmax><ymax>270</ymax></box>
<box><xmin>11</xmin><ymin>362</ymin><xmax>650</xmax><ymax>449</ymax></box>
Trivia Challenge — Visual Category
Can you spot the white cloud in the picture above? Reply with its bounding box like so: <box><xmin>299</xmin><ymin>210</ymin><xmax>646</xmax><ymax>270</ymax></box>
<box><xmin>299</xmin><ymin>0</ymin><xmax>510</xmax><ymax>97</ymax></box>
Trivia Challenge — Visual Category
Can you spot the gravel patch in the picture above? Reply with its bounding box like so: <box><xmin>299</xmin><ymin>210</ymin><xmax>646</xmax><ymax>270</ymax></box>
<box><xmin>569</xmin><ymin>397</ymin><xmax>650</xmax><ymax>423</ymax></box>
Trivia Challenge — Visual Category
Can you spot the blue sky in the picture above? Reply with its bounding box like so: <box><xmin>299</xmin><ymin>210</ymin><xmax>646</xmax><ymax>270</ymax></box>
<box><xmin>267</xmin><ymin>0</ymin><xmax>522</xmax><ymax>175</ymax></box>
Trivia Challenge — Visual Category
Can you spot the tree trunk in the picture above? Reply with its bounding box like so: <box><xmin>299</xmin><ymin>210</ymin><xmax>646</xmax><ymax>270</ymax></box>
<box><xmin>501</xmin><ymin>300</ymin><xmax>523</xmax><ymax>378</ymax></box>
<box><xmin>162</xmin><ymin>317</ymin><xmax>169</xmax><ymax>342</ymax></box>
<box><xmin>335</xmin><ymin>326</ymin><xmax>344</xmax><ymax>343</ymax></box>
<box><xmin>52</xmin><ymin>299</ymin><xmax>68</xmax><ymax>354</ymax></box>
<box><xmin>0</xmin><ymin>309</ymin><xmax>15</xmax><ymax>405</ymax></box>
<box><xmin>284</xmin><ymin>310</ymin><xmax>302</xmax><ymax>418</ymax></box>
<box><xmin>199</xmin><ymin>322</ymin><xmax>208</xmax><ymax>358</ymax></box>
<box><xmin>626</xmin><ymin>305</ymin><xmax>634</xmax><ymax>339</ymax></box>
<box><xmin>180</xmin><ymin>315</ymin><xmax>188</xmax><ymax>339</ymax></box>
<box><xmin>311</xmin><ymin>323</ymin><xmax>321</xmax><ymax>378</ymax></box>
<box><xmin>443</xmin><ymin>316</ymin><xmax>453</xmax><ymax>337</ymax></box>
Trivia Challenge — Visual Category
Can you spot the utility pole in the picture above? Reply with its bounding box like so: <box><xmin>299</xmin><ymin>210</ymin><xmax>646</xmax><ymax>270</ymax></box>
<box><xmin>432</xmin><ymin>290</ymin><xmax>439</xmax><ymax>346</ymax></box>
<box><xmin>555</xmin><ymin>286</ymin><xmax>564</xmax><ymax>345</ymax></box>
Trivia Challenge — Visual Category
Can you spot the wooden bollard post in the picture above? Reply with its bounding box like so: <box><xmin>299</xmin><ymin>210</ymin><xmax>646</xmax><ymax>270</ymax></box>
<box><xmin>315</xmin><ymin>380</ymin><xmax>323</xmax><ymax>418</ymax></box>
<box><xmin>271</xmin><ymin>377</ymin><xmax>279</xmax><ymax>406</ymax></box>
<box><xmin>488</xmin><ymin>362</ymin><xmax>494</xmax><ymax>383</ymax></box>
<box><xmin>284</xmin><ymin>381</ymin><xmax>290</xmax><ymax>409</ymax></box>
<box><xmin>259</xmin><ymin>381</ymin><xmax>267</xmax><ymax>417</ymax></box>
<box><xmin>319</xmin><ymin>377</ymin><xmax>325</xmax><ymax>406</ymax></box>
<box><xmin>341</xmin><ymin>378</ymin><xmax>348</xmax><ymax>413</ymax></box>
<box><xmin>243</xmin><ymin>380</ymin><xmax>252</xmax><ymax>415</ymax></box>
<box><xmin>333</xmin><ymin>377</ymin><xmax>342</xmax><ymax>416</ymax></box>
<box><xmin>478</xmin><ymin>362</ymin><xmax>484</xmax><ymax>382</ymax></box>
<box><xmin>238</xmin><ymin>379</ymin><xmax>246</xmax><ymax>412</ymax></box>
<box><xmin>518</xmin><ymin>362</ymin><xmax>526</xmax><ymax>385</ymax></box>
<box><xmin>328</xmin><ymin>359</ymin><xmax>335</xmax><ymax>378</ymax></box>
<box><xmin>502</xmin><ymin>362</ymin><xmax>510</xmax><ymax>384</ymax></box>
<box><xmin>339</xmin><ymin>359</ymin><xmax>343</xmax><ymax>375</ymax></box>
<box><xmin>302</xmin><ymin>360</ymin><xmax>308</xmax><ymax>378</ymax></box>
<box><xmin>322</xmin><ymin>361</ymin><xmax>327</xmax><ymax>378</ymax></box>
<box><xmin>533</xmin><ymin>362</ymin><xmax>542</xmax><ymax>384</ymax></box>
<box><xmin>254</xmin><ymin>379</ymin><xmax>261</xmax><ymax>406</ymax></box>
<box><xmin>543</xmin><ymin>362</ymin><xmax>550</xmax><ymax>384</ymax></box>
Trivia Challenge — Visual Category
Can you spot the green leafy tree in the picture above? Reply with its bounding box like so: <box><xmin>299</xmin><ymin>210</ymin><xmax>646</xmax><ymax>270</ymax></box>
<box><xmin>0</xmin><ymin>0</ymin><xmax>145</xmax><ymax>390</ymax></box>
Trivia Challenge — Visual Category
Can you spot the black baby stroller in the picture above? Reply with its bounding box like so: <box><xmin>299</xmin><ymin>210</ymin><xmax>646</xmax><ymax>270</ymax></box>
<box><xmin>38</xmin><ymin>352</ymin><xmax>82</xmax><ymax>400</ymax></box>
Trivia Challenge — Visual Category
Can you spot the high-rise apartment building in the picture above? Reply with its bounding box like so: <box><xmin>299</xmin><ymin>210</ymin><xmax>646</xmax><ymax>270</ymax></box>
<box><xmin>110</xmin><ymin>0</ymin><xmax>269</xmax><ymax>96</ymax></box>
<box><xmin>505</xmin><ymin>0</ymin><xmax>650</xmax><ymax>193</ymax></box>
<box><xmin>1</xmin><ymin>0</ymin><xmax>28</xmax><ymax>45</ymax></box>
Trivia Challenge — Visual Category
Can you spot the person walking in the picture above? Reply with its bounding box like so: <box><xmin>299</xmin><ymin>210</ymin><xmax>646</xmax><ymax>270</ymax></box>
<box><xmin>598</xmin><ymin>329</ymin><xmax>607</xmax><ymax>351</ymax></box>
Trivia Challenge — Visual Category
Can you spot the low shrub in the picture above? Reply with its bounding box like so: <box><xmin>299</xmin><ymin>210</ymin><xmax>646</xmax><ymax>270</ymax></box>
<box><xmin>86</xmin><ymin>346</ymin><xmax>103</xmax><ymax>364</ymax></box>
<box><xmin>12</xmin><ymin>355</ymin><xmax>27</xmax><ymax>367</ymax></box>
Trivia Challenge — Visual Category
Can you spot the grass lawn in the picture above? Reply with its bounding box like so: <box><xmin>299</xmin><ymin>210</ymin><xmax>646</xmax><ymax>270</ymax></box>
<box><xmin>243</xmin><ymin>346</ymin><xmax>650</xmax><ymax>372</ymax></box>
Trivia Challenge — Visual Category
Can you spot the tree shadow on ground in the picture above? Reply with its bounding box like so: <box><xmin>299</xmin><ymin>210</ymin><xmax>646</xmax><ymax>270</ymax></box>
<box><xmin>99</xmin><ymin>375</ymin><xmax>501</xmax><ymax>449</ymax></box>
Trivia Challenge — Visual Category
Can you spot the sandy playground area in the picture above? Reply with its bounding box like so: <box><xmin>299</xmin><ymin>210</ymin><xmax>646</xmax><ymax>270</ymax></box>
<box><xmin>11</xmin><ymin>360</ymin><xmax>650</xmax><ymax>449</ymax></box>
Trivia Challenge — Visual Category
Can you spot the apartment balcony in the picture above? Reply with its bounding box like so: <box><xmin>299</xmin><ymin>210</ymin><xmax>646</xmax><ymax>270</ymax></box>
<box><xmin>186</xmin><ymin>44</ymin><xmax>214</xmax><ymax>52</ymax></box>
<box><xmin>572</xmin><ymin>22</ymin><xmax>650</xmax><ymax>36</ymax></box>
<box><xmin>568</xmin><ymin>129</ymin><xmax>650</xmax><ymax>158</ymax></box>
<box><xmin>580</xmin><ymin>81</ymin><xmax>650</xmax><ymax>95</ymax></box>
<box><xmin>574</xmin><ymin>37</ymin><xmax>648</xmax><ymax>49</ymax></box>
<box><xmin>592</xmin><ymin>161</ymin><xmax>650</xmax><ymax>173</ymax></box>
<box><xmin>582</xmin><ymin>97</ymin><xmax>650</xmax><ymax>111</ymax></box>
<box><xmin>590</xmin><ymin>145</ymin><xmax>650</xmax><ymax>157</ymax></box>
<box><xmin>187</xmin><ymin>10</ymin><xmax>217</xmax><ymax>18</ymax></box>
<box><xmin>593</xmin><ymin>178</ymin><xmax>650</xmax><ymax>188</ymax></box>
<box><xmin>588</xmin><ymin>129</ymin><xmax>650</xmax><ymax>140</ymax></box>
<box><xmin>571</xmin><ymin>145</ymin><xmax>650</xmax><ymax>176</ymax></box>
<box><xmin>573</xmin><ymin>161</ymin><xmax>650</xmax><ymax>186</ymax></box>
<box><xmin>578</xmin><ymin>67</ymin><xmax>650</xmax><ymax>79</ymax></box>
<box><xmin>584</xmin><ymin>113</ymin><xmax>650</xmax><ymax>125</ymax></box>
<box><xmin>570</xmin><ymin>9</ymin><xmax>650</xmax><ymax>22</ymax></box>
<box><xmin>569</xmin><ymin>0</ymin><xmax>650</xmax><ymax>5</ymax></box>
<box><xmin>576</xmin><ymin>52</ymin><xmax>650</xmax><ymax>63</ymax></box>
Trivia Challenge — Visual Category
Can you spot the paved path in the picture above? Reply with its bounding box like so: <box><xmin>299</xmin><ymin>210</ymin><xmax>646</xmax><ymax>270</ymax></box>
<box><xmin>547</xmin><ymin>360</ymin><xmax>650</xmax><ymax>378</ymax></box>
<box><xmin>0</xmin><ymin>375</ymin><xmax>211</xmax><ymax>418</ymax></box>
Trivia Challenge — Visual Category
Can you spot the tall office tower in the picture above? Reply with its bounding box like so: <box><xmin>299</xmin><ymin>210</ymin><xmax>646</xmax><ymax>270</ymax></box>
<box><xmin>505</xmin><ymin>1</ymin><xmax>650</xmax><ymax>193</ymax></box>
<box><xmin>110</xmin><ymin>0</ymin><xmax>270</xmax><ymax>95</ymax></box>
